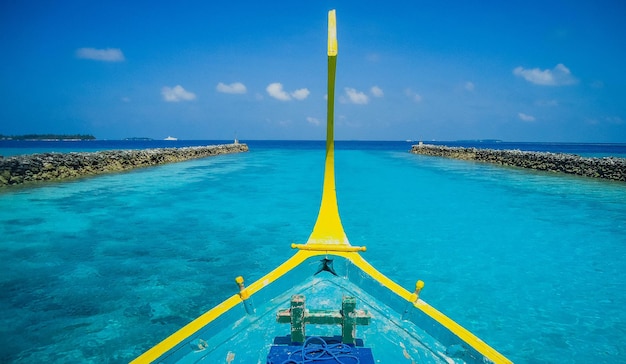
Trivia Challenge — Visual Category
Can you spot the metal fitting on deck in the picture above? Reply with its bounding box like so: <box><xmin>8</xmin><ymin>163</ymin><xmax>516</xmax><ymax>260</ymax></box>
<box><xmin>235</xmin><ymin>276</ymin><xmax>250</xmax><ymax>300</ymax></box>
<box><xmin>235</xmin><ymin>276</ymin><xmax>255</xmax><ymax>314</ymax></box>
<box><xmin>411</xmin><ymin>280</ymin><xmax>425</xmax><ymax>303</ymax></box>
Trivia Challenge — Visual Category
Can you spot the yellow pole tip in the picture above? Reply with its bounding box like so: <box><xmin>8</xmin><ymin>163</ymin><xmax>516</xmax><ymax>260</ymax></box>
<box><xmin>327</xmin><ymin>9</ymin><xmax>338</xmax><ymax>56</ymax></box>
<box><xmin>291</xmin><ymin>243</ymin><xmax>298</xmax><ymax>249</ymax></box>
<box><xmin>416</xmin><ymin>280</ymin><xmax>425</xmax><ymax>290</ymax></box>
<box><xmin>235</xmin><ymin>276</ymin><xmax>244</xmax><ymax>284</ymax></box>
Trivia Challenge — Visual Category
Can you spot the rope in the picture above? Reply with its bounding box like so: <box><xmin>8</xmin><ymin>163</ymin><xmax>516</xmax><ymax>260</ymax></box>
<box><xmin>280</xmin><ymin>336</ymin><xmax>360</xmax><ymax>364</ymax></box>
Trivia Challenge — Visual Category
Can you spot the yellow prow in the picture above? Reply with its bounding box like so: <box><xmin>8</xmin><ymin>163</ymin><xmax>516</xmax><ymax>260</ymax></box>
<box><xmin>132</xmin><ymin>10</ymin><xmax>512</xmax><ymax>364</ymax></box>
<box><xmin>306</xmin><ymin>9</ymin><xmax>349</xmax><ymax>246</ymax></box>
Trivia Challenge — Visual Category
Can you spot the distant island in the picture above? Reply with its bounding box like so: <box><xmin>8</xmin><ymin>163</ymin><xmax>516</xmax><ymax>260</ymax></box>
<box><xmin>0</xmin><ymin>134</ymin><xmax>96</xmax><ymax>141</ymax></box>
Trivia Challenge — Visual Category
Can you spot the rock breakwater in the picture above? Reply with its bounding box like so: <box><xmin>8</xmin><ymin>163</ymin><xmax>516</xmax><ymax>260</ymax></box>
<box><xmin>410</xmin><ymin>144</ymin><xmax>626</xmax><ymax>182</ymax></box>
<box><xmin>0</xmin><ymin>143</ymin><xmax>248</xmax><ymax>187</ymax></box>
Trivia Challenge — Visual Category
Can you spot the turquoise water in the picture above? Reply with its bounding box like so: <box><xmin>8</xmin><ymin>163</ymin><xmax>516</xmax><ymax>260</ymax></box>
<box><xmin>1</xmin><ymin>141</ymin><xmax>625</xmax><ymax>363</ymax></box>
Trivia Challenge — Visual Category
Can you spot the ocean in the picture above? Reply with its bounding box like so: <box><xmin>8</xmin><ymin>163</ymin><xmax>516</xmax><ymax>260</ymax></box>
<box><xmin>1</xmin><ymin>140</ymin><xmax>625</xmax><ymax>363</ymax></box>
<box><xmin>2</xmin><ymin>139</ymin><xmax>626</xmax><ymax>158</ymax></box>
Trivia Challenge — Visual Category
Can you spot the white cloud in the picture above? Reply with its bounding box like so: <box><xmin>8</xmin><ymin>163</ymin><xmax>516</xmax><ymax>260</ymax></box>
<box><xmin>464</xmin><ymin>81</ymin><xmax>475</xmax><ymax>91</ymax></box>
<box><xmin>306</xmin><ymin>116</ymin><xmax>321</xmax><ymax>126</ymax></box>
<box><xmin>266</xmin><ymin>83</ymin><xmax>292</xmax><ymax>101</ymax></box>
<box><xmin>162</xmin><ymin>85</ymin><xmax>196</xmax><ymax>102</ymax></box>
<box><xmin>76</xmin><ymin>47</ymin><xmax>125</xmax><ymax>62</ymax></box>
<box><xmin>370</xmin><ymin>86</ymin><xmax>384</xmax><ymax>97</ymax></box>
<box><xmin>405</xmin><ymin>89</ymin><xmax>422</xmax><ymax>103</ymax></box>
<box><xmin>513</xmin><ymin>63</ymin><xmax>577</xmax><ymax>86</ymax></box>
<box><xmin>291</xmin><ymin>88</ymin><xmax>310</xmax><ymax>100</ymax></box>
<box><xmin>345</xmin><ymin>88</ymin><xmax>369</xmax><ymax>104</ymax></box>
<box><xmin>266</xmin><ymin>83</ymin><xmax>309</xmax><ymax>101</ymax></box>
<box><xmin>518</xmin><ymin>112</ymin><xmax>536</xmax><ymax>122</ymax></box>
<box><xmin>267</xmin><ymin>83</ymin><xmax>290</xmax><ymax>101</ymax></box>
<box><xmin>216</xmin><ymin>82</ymin><xmax>247</xmax><ymax>94</ymax></box>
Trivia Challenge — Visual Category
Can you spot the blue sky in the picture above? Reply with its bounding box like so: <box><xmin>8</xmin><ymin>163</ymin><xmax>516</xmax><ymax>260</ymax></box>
<box><xmin>1</xmin><ymin>1</ymin><xmax>625</xmax><ymax>142</ymax></box>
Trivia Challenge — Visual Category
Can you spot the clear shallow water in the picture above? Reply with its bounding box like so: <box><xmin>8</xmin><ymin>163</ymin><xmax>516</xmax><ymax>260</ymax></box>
<box><xmin>1</xmin><ymin>141</ymin><xmax>625</xmax><ymax>363</ymax></box>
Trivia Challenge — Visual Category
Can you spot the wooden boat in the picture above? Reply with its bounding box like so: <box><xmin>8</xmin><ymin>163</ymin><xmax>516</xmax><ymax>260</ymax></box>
<box><xmin>133</xmin><ymin>10</ymin><xmax>511</xmax><ymax>364</ymax></box>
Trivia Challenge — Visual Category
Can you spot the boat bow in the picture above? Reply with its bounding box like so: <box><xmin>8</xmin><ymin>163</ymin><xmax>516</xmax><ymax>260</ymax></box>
<box><xmin>133</xmin><ymin>10</ymin><xmax>512</xmax><ymax>364</ymax></box>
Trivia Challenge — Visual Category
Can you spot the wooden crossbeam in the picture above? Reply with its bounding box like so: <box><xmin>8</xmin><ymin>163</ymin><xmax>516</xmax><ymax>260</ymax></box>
<box><xmin>276</xmin><ymin>294</ymin><xmax>371</xmax><ymax>344</ymax></box>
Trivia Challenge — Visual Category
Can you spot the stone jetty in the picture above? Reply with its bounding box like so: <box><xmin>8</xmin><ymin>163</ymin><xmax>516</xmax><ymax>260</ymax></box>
<box><xmin>0</xmin><ymin>143</ymin><xmax>248</xmax><ymax>187</ymax></box>
<box><xmin>410</xmin><ymin>144</ymin><xmax>626</xmax><ymax>182</ymax></box>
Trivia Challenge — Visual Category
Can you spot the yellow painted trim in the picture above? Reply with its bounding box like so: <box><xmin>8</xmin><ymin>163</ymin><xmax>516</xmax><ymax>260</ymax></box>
<box><xmin>292</xmin><ymin>243</ymin><xmax>366</xmax><ymax>252</ymax></box>
<box><xmin>347</xmin><ymin>253</ymin><xmax>414</xmax><ymax>300</ymax></box>
<box><xmin>327</xmin><ymin>10</ymin><xmax>337</xmax><ymax>56</ymax></box>
<box><xmin>243</xmin><ymin>250</ymin><xmax>316</xmax><ymax>296</ymax></box>
<box><xmin>344</xmin><ymin>253</ymin><xmax>512</xmax><ymax>364</ymax></box>
<box><xmin>412</xmin><ymin>300</ymin><xmax>512</xmax><ymax>364</ymax></box>
<box><xmin>132</xmin><ymin>250</ymin><xmax>317</xmax><ymax>363</ymax></box>
<box><xmin>134</xmin><ymin>249</ymin><xmax>510</xmax><ymax>364</ymax></box>
<box><xmin>131</xmin><ymin>294</ymin><xmax>242</xmax><ymax>364</ymax></box>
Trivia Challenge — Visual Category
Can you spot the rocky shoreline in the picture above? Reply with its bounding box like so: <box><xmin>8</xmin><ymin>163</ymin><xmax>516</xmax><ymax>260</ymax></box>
<box><xmin>410</xmin><ymin>144</ymin><xmax>626</xmax><ymax>182</ymax></box>
<box><xmin>0</xmin><ymin>143</ymin><xmax>249</xmax><ymax>187</ymax></box>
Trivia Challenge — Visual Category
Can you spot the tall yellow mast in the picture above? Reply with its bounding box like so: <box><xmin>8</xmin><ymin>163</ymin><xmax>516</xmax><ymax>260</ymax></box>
<box><xmin>306</xmin><ymin>10</ymin><xmax>349</xmax><ymax>246</ymax></box>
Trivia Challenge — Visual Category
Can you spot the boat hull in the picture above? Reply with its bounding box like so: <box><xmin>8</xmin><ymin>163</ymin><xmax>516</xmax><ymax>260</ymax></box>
<box><xmin>134</xmin><ymin>253</ymin><xmax>506</xmax><ymax>363</ymax></box>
